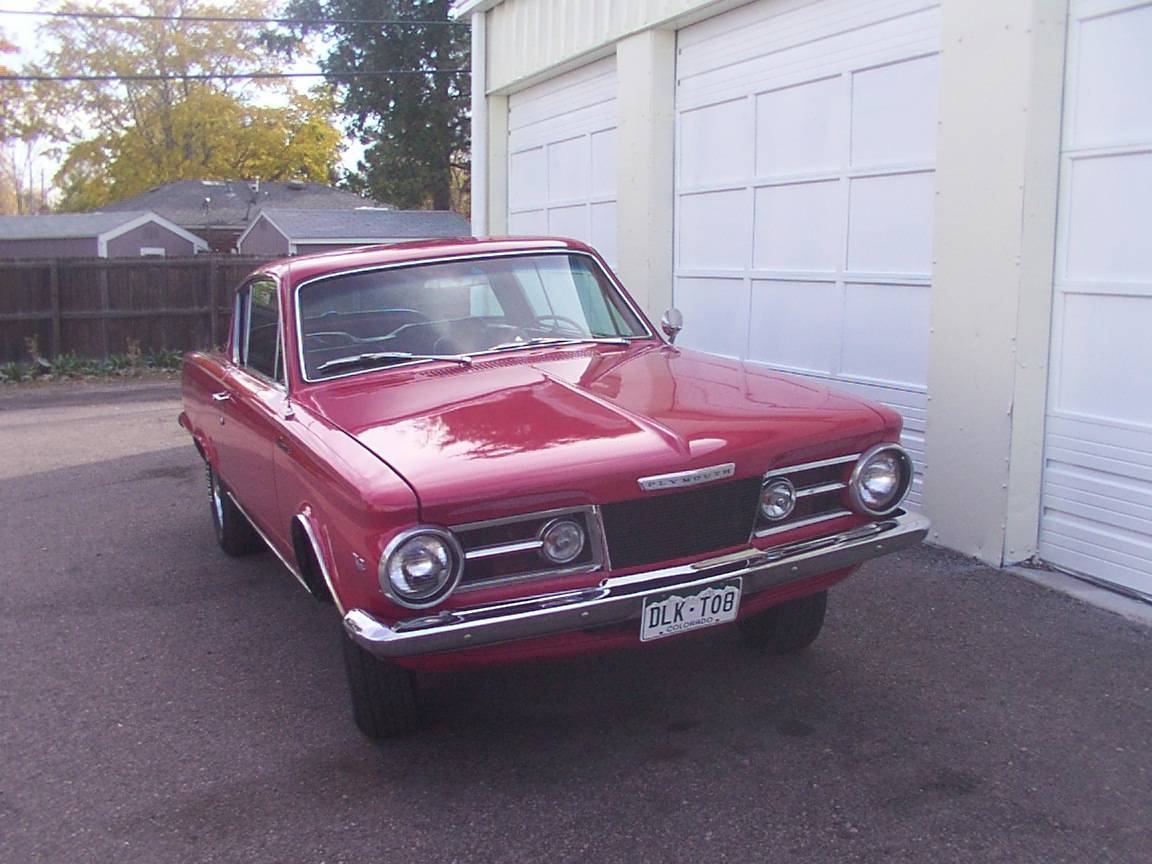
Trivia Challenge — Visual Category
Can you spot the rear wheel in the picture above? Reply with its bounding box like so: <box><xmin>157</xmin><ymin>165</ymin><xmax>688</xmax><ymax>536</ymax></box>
<box><xmin>206</xmin><ymin>463</ymin><xmax>263</xmax><ymax>557</ymax></box>
<box><xmin>738</xmin><ymin>590</ymin><xmax>828</xmax><ymax>654</ymax></box>
<box><xmin>341</xmin><ymin>630</ymin><xmax>420</xmax><ymax>739</ymax></box>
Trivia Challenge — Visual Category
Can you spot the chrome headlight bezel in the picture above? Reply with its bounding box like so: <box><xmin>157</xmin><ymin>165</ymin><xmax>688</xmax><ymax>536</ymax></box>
<box><xmin>848</xmin><ymin>444</ymin><xmax>913</xmax><ymax>517</ymax></box>
<box><xmin>379</xmin><ymin>526</ymin><xmax>465</xmax><ymax>609</ymax></box>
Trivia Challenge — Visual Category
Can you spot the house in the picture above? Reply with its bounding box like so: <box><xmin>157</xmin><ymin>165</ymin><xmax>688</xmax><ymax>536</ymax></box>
<box><xmin>0</xmin><ymin>211</ymin><xmax>208</xmax><ymax>259</ymax></box>
<box><xmin>100</xmin><ymin>180</ymin><xmax>386</xmax><ymax>252</ymax></box>
<box><xmin>456</xmin><ymin>0</ymin><xmax>1152</xmax><ymax>600</ymax></box>
<box><xmin>236</xmin><ymin>208</ymin><xmax>472</xmax><ymax>257</ymax></box>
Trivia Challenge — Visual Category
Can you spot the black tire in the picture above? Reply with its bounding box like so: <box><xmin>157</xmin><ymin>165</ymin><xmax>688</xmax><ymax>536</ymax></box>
<box><xmin>341</xmin><ymin>630</ymin><xmax>419</xmax><ymax>739</ymax></box>
<box><xmin>738</xmin><ymin>590</ymin><xmax>828</xmax><ymax>654</ymax></box>
<box><xmin>206</xmin><ymin>463</ymin><xmax>263</xmax><ymax>557</ymax></box>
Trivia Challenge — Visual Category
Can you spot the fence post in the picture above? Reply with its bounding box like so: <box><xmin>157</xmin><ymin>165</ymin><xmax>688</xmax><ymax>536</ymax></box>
<box><xmin>98</xmin><ymin>264</ymin><xmax>110</xmax><ymax>359</ymax></box>
<box><xmin>49</xmin><ymin>261</ymin><xmax>62</xmax><ymax>358</ymax></box>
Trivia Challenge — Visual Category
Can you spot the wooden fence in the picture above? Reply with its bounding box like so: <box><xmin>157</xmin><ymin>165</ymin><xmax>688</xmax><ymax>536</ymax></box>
<box><xmin>0</xmin><ymin>256</ymin><xmax>269</xmax><ymax>363</ymax></box>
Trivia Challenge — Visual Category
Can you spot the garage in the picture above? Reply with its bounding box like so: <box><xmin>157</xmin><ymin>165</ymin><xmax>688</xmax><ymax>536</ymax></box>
<box><xmin>672</xmin><ymin>0</ymin><xmax>940</xmax><ymax>505</ymax></box>
<box><xmin>506</xmin><ymin>56</ymin><xmax>618</xmax><ymax>265</ymax></box>
<box><xmin>1039</xmin><ymin>0</ymin><xmax>1152</xmax><ymax>599</ymax></box>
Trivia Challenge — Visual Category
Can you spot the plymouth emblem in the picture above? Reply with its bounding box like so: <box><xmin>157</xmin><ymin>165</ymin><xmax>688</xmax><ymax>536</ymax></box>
<box><xmin>637</xmin><ymin>463</ymin><xmax>736</xmax><ymax>492</ymax></box>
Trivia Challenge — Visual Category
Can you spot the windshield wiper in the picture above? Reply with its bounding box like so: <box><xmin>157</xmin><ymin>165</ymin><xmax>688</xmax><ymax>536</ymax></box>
<box><xmin>317</xmin><ymin>351</ymin><xmax>473</xmax><ymax>373</ymax></box>
<box><xmin>486</xmin><ymin>336</ymin><xmax>631</xmax><ymax>352</ymax></box>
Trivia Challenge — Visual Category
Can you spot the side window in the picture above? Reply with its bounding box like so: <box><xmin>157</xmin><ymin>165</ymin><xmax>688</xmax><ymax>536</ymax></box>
<box><xmin>242</xmin><ymin>280</ymin><xmax>282</xmax><ymax>382</ymax></box>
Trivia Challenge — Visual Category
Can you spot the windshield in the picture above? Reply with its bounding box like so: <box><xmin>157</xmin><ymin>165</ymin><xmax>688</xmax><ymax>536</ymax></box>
<box><xmin>295</xmin><ymin>253</ymin><xmax>650</xmax><ymax>380</ymax></box>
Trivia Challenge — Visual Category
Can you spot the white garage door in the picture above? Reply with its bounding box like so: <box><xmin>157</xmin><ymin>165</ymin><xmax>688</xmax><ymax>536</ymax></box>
<box><xmin>1039</xmin><ymin>0</ymin><xmax>1152</xmax><ymax>600</ymax></box>
<box><xmin>506</xmin><ymin>57</ymin><xmax>618</xmax><ymax>265</ymax></box>
<box><xmin>673</xmin><ymin>0</ymin><xmax>940</xmax><ymax>505</ymax></box>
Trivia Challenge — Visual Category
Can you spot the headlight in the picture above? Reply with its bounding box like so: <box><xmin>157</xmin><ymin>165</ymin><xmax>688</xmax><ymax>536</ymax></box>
<box><xmin>539</xmin><ymin>518</ymin><xmax>586</xmax><ymax>564</ymax></box>
<box><xmin>759</xmin><ymin>478</ymin><xmax>797</xmax><ymax>521</ymax></box>
<box><xmin>849</xmin><ymin>444</ymin><xmax>913</xmax><ymax>516</ymax></box>
<box><xmin>380</xmin><ymin>528</ymin><xmax>463</xmax><ymax>607</ymax></box>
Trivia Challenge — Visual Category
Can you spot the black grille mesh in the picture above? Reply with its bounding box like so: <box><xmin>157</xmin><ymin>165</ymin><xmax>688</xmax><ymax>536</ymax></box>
<box><xmin>601</xmin><ymin>477</ymin><xmax>762</xmax><ymax>569</ymax></box>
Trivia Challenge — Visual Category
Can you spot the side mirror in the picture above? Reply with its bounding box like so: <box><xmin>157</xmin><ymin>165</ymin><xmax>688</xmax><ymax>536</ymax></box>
<box><xmin>660</xmin><ymin>308</ymin><xmax>684</xmax><ymax>344</ymax></box>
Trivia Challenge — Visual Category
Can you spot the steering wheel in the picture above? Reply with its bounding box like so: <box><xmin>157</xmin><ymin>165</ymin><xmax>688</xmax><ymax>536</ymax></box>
<box><xmin>529</xmin><ymin>314</ymin><xmax>588</xmax><ymax>337</ymax></box>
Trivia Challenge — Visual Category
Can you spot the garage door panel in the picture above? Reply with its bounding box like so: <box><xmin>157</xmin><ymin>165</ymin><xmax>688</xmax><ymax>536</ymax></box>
<box><xmin>755</xmin><ymin>77</ymin><xmax>844</xmax><ymax>176</ymax></box>
<box><xmin>590</xmin><ymin>129</ymin><xmax>617</xmax><ymax>196</ymax></box>
<box><xmin>846</xmin><ymin>172</ymin><xmax>935</xmax><ymax>274</ymax></box>
<box><xmin>840</xmin><ymin>282</ymin><xmax>931</xmax><ymax>388</ymax></box>
<box><xmin>675</xmin><ymin>0</ymin><xmax>939</xmax><ymax>495</ymax></box>
<box><xmin>507</xmin><ymin>209</ymin><xmax>546</xmax><ymax>234</ymax></box>
<box><xmin>674</xmin><ymin>277</ymin><xmax>749</xmax><ymax>358</ymax></box>
<box><xmin>1063</xmin><ymin>153</ymin><xmax>1152</xmax><ymax>282</ymax></box>
<box><xmin>752</xmin><ymin>181</ymin><xmax>843</xmax><ymax>272</ymax></box>
<box><xmin>547</xmin><ymin>205</ymin><xmax>591</xmax><ymax>238</ymax></box>
<box><xmin>508</xmin><ymin>148</ymin><xmax>547</xmax><ymax>210</ymax></box>
<box><xmin>850</xmin><ymin>54</ymin><xmax>940</xmax><ymax>167</ymax></box>
<box><xmin>678</xmin><ymin>190</ymin><xmax>751</xmax><ymax>270</ymax></box>
<box><xmin>545</xmin><ymin>137</ymin><xmax>591</xmax><ymax>203</ymax></box>
<box><xmin>507</xmin><ymin>58</ymin><xmax>617</xmax><ymax>263</ymax></box>
<box><xmin>1071</xmin><ymin>3</ymin><xmax>1152</xmax><ymax>147</ymax></box>
<box><xmin>1052</xmin><ymin>292</ymin><xmax>1152</xmax><ymax>426</ymax></box>
<box><xmin>678</xmin><ymin>100</ymin><xmax>753</xmax><ymax>188</ymax></box>
<box><xmin>676</xmin><ymin>1</ymin><xmax>940</xmax><ymax>112</ymax></box>
<box><xmin>1044</xmin><ymin>0</ymin><xmax>1152</xmax><ymax>609</ymax></box>
<box><xmin>748</xmin><ymin>279</ymin><xmax>842</xmax><ymax>375</ymax></box>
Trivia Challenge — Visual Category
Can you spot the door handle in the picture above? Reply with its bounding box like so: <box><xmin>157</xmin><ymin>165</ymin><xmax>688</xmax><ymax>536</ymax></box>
<box><xmin>212</xmin><ymin>391</ymin><xmax>232</xmax><ymax>402</ymax></box>
<box><xmin>275</xmin><ymin>436</ymin><xmax>292</xmax><ymax>455</ymax></box>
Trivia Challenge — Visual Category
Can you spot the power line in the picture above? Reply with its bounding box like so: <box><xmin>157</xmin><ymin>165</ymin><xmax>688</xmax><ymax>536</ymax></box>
<box><xmin>0</xmin><ymin>70</ymin><xmax>469</xmax><ymax>82</ymax></box>
<box><xmin>0</xmin><ymin>8</ymin><xmax>468</xmax><ymax>26</ymax></box>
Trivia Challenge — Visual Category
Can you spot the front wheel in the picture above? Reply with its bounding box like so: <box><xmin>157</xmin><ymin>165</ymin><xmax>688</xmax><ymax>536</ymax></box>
<box><xmin>206</xmin><ymin>463</ymin><xmax>263</xmax><ymax>557</ymax></box>
<box><xmin>341</xmin><ymin>631</ymin><xmax>419</xmax><ymax>739</ymax></box>
<box><xmin>737</xmin><ymin>590</ymin><xmax>828</xmax><ymax>654</ymax></box>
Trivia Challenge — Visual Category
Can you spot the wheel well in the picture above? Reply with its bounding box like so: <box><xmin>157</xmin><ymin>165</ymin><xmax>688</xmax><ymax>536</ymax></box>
<box><xmin>291</xmin><ymin>517</ymin><xmax>335</xmax><ymax>605</ymax></box>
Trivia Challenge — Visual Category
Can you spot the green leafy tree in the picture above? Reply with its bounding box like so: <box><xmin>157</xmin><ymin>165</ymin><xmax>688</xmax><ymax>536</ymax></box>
<box><xmin>31</xmin><ymin>0</ymin><xmax>344</xmax><ymax>209</ymax></box>
<box><xmin>280</xmin><ymin>0</ymin><xmax>470</xmax><ymax>211</ymax></box>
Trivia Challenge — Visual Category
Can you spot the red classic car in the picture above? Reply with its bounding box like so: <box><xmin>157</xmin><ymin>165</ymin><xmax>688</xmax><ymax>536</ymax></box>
<box><xmin>180</xmin><ymin>237</ymin><xmax>929</xmax><ymax>738</ymax></box>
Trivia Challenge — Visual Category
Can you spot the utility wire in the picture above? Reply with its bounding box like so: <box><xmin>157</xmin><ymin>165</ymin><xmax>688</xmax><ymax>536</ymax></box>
<box><xmin>0</xmin><ymin>70</ymin><xmax>469</xmax><ymax>81</ymax></box>
<box><xmin>0</xmin><ymin>8</ymin><xmax>467</xmax><ymax>26</ymax></box>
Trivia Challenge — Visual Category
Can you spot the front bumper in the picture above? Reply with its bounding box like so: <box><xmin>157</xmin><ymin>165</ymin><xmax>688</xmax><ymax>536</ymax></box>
<box><xmin>344</xmin><ymin>511</ymin><xmax>930</xmax><ymax>659</ymax></box>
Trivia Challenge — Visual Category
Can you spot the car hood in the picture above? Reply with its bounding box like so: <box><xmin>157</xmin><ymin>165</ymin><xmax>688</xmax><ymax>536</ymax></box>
<box><xmin>305</xmin><ymin>344</ymin><xmax>893</xmax><ymax>524</ymax></box>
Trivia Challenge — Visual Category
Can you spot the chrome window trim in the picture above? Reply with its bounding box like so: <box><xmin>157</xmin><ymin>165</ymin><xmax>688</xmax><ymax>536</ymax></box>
<box><xmin>234</xmin><ymin>274</ymin><xmax>288</xmax><ymax>392</ymax></box>
<box><xmin>292</xmin><ymin>249</ymin><xmax>656</xmax><ymax>385</ymax></box>
<box><xmin>753</xmin><ymin>509</ymin><xmax>854</xmax><ymax>539</ymax></box>
<box><xmin>379</xmin><ymin>526</ymin><xmax>466</xmax><ymax>610</ymax></box>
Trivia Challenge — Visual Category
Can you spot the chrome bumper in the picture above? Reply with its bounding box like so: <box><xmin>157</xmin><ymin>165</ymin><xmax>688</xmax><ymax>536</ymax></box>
<box><xmin>343</xmin><ymin>511</ymin><xmax>930</xmax><ymax>659</ymax></box>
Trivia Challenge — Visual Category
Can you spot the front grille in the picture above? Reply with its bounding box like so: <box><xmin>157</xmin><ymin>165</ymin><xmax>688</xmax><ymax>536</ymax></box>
<box><xmin>601</xmin><ymin>477</ymin><xmax>762</xmax><ymax>569</ymax></box>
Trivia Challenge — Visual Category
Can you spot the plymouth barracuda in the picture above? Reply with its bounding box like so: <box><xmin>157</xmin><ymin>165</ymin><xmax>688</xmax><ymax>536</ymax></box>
<box><xmin>179</xmin><ymin>237</ymin><xmax>929</xmax><ymax>738</ymax></box>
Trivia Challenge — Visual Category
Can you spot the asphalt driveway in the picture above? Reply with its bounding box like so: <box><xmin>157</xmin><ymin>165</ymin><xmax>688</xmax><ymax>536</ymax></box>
<box><xmin>1</xmin><ymin>381</ymin><xmax>1149</xmax><ymax>864</ymax></box>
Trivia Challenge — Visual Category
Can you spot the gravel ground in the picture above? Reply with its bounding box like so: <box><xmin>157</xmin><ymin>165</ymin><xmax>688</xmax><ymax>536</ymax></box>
<box><xmin>1</xmin><ymin>381</ymin><xmax>1149</xmax><ymax>864</ymax></box>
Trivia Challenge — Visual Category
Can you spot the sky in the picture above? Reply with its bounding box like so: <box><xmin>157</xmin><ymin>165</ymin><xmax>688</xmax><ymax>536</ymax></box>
<box><xmin>0</xmin><ymin>1</ymin><xmax>365</xmax><ymax>190</ymax></box>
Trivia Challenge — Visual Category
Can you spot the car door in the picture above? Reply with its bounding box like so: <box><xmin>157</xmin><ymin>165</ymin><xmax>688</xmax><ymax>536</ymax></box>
<box><xmin>213</xmin><ymin>277</ymin><xmax>293</xmax><ymax>553</ymax></box>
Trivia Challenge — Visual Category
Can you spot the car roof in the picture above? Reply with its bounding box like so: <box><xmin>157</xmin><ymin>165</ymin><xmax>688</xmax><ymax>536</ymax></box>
<box><xmin>262</xmin><ymin>237</ymin><xmax>600</xmax><ymax>284</ymax></box>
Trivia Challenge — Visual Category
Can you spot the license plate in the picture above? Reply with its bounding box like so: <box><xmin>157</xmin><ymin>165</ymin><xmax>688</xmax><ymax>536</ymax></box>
<box><xmin>640</xmin><ymin>578</ymin><xmax>743</xmax><ymax>642</ymax></box>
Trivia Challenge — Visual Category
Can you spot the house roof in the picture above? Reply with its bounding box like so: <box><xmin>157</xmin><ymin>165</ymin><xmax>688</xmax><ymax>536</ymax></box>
<box><xmin>0</xmin><ymin>211</ymin><xmax>156</xmax><ymax>240</ymax></box>
<box><xmin>245</xmin><ymin>208</ymin><xmax>472</xmax><ymax>244</ymax></box>
<box><xmin>99</xmin><ymin>180</ymin><xmax>386</xmax><ymax>230</ymax></box>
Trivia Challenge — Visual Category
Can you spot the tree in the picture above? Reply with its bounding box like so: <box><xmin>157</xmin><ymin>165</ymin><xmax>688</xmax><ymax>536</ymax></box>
<box><xmin>29</xmin><ymin>0</ymin><xmax>345</xmax><ymax>209</ymax></box>
<box><xmin>55</xmin><ymin>90</ymin><xmax>343</xmax><ymax>210</ymax></box>
<box><xmin>280</xmin><ymin>0</ymin><xmax>470</xmax><ymax>211</ymax></box>
<box><xmin>0</xmin><ymin>28</ymin><xmax>56</xmax><ymax>214</ymax></box>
